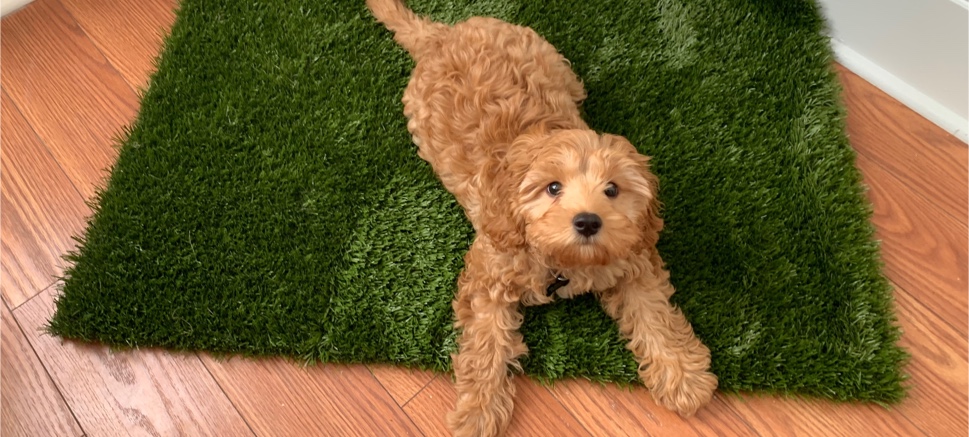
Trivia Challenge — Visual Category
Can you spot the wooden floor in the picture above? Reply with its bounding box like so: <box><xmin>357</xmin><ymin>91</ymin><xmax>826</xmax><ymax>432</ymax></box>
<box><xmin>2</xmin><ymin>0</ymin><xmax>966</xmax><ymax>435</ymax></box>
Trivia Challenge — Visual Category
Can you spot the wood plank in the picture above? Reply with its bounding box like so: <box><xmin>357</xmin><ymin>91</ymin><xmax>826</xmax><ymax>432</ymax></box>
<box><xmin>891</xmin><ymin>286</ymin><xmax>969</xmax><ymax>436</ymax></box>
<box><xmin>553</xmin><ymin>367</ymin><xmax>918</xmax><ymax>436</ymax></box>
<box><xmin>368</xmin><ymin>364</ymin><xmax>437</xmax><ymax>406</ymax></box>
<box><xmin>719</xmin><ymin>394</ymin><xmax>924</xmax><ymax>437</ymax></box>
<box><xmin>856</xmin><ymin>152</ymin><xmax>968</xmax><ymax>335</ymax></box>
<box><xmin>403</xmin><ymin>375</ymin><xmax>591</xmax><ymax>436</ymax></box>
<box><xmin>1</xmin><ymin>301</ymin><xmax>83</xmax><ymax>437</ymax></box>
<box><xmin>14</xmin><ymin>288</ymin><xmax>254</xmax><ymax>436</ymax></box>
<box><xmin>59</xmin><ymin>0</ymin><xmax>177</xmax><ymax>90</ymax></box>
<box><xmin>201</xmin><ymin>356</ymin><xmax>422</xmax><ymax>436</ymax></box>
<box><xmin>837</xmin><ymin>64</ymin><xmax>968</xmax><ymax>226</ymax></box>
<box><xmin>0</xmin><ymin>0</ymin><xmax>139</xmax><ymax>200</ymax></box>
<box><xmin>550</xmin><ymin>380</ymin><xmax>756</xmax><ymax>436</ymax></box>
<box><xmin>0</xmin><ymin>90</ymin><xmax>90</xmax><ymax>308</ymax></box>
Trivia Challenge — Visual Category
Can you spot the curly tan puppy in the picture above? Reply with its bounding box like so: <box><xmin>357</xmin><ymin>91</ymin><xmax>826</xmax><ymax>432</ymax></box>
<box><xmin>366</xmin><ymin>1</ymin><xmax>717</xmax><ymax>435</ymax></box>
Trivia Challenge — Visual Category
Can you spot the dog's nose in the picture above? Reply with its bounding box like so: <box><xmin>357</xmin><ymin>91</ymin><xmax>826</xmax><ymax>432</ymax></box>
<box><xmin>573</xmin><ymin>212</ymin><xmax>602</xmax><ymax>237</ymax></box>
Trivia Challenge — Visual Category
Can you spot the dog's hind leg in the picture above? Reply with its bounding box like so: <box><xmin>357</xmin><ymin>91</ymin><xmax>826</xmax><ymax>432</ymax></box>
<box><xmin>599</xmin><ymin>271</ymin><xmax>718</xmax><ymax>417</ymax></box>
<box><xmin>448</xmin><ymin>263</ymin><xmax>526</xmax><ymax>437</ymax></box>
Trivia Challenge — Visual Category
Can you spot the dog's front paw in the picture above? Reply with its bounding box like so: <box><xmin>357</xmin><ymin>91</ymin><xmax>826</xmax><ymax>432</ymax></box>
<box><xmin>643</xmin><ymin>362</ymin><xmax>718</xmax><ymax>417</ymax></box>
<box><xmin>638</xmin><ymin>341</ymin><xmax>718</xmax><ymax>417</ymax></box>
<box><xmin>447</xmin><ymin>391</ymin><xmax>514</xmax><ymax>437</ymax></box>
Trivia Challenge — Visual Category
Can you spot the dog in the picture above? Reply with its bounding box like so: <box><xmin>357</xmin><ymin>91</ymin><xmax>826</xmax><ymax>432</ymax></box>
<box><xmin>366</xmin><ymin>0</ymin><xmax>718</xmax><ymax>435</ymax></box>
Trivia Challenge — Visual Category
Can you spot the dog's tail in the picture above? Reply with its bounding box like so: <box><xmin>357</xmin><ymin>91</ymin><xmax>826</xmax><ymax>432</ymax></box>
<box><xmin>366</xmin><ymin>0</ymin><xmax>445</xmax><ymax>58</ymax></box>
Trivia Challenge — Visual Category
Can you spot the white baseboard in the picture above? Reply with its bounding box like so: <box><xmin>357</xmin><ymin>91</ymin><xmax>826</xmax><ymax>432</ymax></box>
<box><xmin>817</xmin><ymin>0</ymin><xmax>968</xmax><ymax>144</ymax></box>
<box><xmin>1</xmin><ymin>0</ymin><xmax>32</xmax><ymax>17</ymax></box>
<box><xmin>831</xmin><ymin>40</ymin><xmax>968</xmax><ymax>143</ymax></box>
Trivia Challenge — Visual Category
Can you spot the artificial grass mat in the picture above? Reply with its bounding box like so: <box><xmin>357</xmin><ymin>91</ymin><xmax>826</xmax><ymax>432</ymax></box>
<box><xmin>48</xmin><ymin>0</ymin><xmax>908</xmax><ymax>402</ymax></box>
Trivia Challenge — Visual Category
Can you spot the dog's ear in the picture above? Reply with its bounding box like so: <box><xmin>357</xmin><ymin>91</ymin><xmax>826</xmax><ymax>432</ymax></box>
<box><xmin>477</xmin><ymin>135</ymin><xmax>542</xmax><ymax>252</ymax></box>
<box><xmin>637</xmin><ymin>162</ymin><xmax>664</xmax><ymax>254</ymax></box>
<box><xmin>604</xmin><ymin>134</ymin><xmax>664</xmax><ymax>254</ymax></box>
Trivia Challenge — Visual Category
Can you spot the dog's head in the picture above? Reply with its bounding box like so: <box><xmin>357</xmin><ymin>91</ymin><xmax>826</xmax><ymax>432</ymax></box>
<box><xmin>479</xmin><ymin>129</ymin><xmax>663</xmax><ymax>267</ymax></box>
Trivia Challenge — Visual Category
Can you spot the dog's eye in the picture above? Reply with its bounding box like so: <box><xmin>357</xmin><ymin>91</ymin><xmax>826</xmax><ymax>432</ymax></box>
<box><xmin>546</xmin><ymin>182</ymin><xmax>563</xmax><ymax>197</ymax></box>
<box><xmin>604</xmin><ymin>182</ymin><xmax>619</xmax><ymax>198</ymax></box>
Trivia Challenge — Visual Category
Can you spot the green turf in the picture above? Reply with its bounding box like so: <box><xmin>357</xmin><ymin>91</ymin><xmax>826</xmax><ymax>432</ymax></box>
<box><xmin>48</xmin><ymin>0</ymin><xmax>908</xmax><ymax>402</ymax></box>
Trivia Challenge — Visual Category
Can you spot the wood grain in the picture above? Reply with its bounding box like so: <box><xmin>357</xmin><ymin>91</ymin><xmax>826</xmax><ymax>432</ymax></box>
<box><xmin>13</xmin><ymin>289</ymin><xmax>253</xmax><ymax>436</ymax></box>
<box><xmin>368</xmin><ymin>364</ymin><xmax>438</xmax><ymax>406</ymax></box>
<box><xmin>550</xmin><ymin>380</ymin><xmax>756</xmax><ymax>436</ymax></box>
<box><xmin>59</xmin><ymin>0</ymin><xmax>177</xmax><ymax>90</ymax></box>
<box><xmin>201</xmin><ymin>356</ymin><xmax>422</xmax><ymax>436</ymax></box>
<box><xmin>0</xmin><ymin>0</ymin><xmax>139</xmax><ymax>201</ymax></box>
<box><xmin>718</xmin><ymin>394</ymin><xmax>924</xmax><ymax>437</ymax></box>
<box><xmin>837</xmin><ymin>65</ymin><xmax>968</xmax><ymax>226</ymax></box>
<box><xmin>0</xmin><ymin>91</ymin><xmax>90</xmax><ymax>308</ymax></box>
<box><xmin>1</xmin><ymin>301</ymin><xmax>82</xmax><ymax>437</ymax></box>
<box><xmin>856</xmin><ymin>152</ymin><xmax>968</xmax><ymax>335</ymax></box>
<box><xmin>891</xmin><ymin>285</ymin><xmax>969</xmax><ymax>436</ymax></box>
<box><xmin>403</xmin><ymin>375</ymin><xmax>591</xmax><ymax>436</ymax></box>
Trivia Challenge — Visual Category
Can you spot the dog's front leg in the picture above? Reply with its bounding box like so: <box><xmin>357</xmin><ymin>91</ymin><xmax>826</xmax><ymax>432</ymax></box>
<box><xmin>448</xmin><ymin>265</ymin><xmax>526</xmax><ymax>437</ymax></box>
<box><xmin>600</xmin><ymin>271</ymin><xmax>717</xmax><ymax>417</ymax></box>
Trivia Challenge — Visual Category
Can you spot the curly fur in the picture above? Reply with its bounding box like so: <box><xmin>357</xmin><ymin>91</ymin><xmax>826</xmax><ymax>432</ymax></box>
<box><xmin>366</xmin><ymin>1</ymin><xmax>718</xmax><ymax>434</ymax></box>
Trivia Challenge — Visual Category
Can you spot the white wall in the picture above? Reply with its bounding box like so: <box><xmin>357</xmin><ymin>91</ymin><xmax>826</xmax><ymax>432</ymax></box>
<box><xmin>818</xmin><ymin>0</ymin><xmax>969</xmax><ymax>142</ymax></box>
<box><xmin>1</xmin><ymin>0</ymin><xmax>32</xmax><ymax>17</ymax></box>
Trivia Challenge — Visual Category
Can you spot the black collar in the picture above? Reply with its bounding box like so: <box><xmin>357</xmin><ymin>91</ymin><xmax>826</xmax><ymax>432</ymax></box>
<box><xmin>546</xmin><ymin>275</ymin><xmax>570</xmax><ymax>296</ymax></box>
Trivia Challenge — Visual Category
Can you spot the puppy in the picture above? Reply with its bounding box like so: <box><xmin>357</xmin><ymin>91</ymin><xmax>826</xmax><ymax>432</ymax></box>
<box><xmin>366</xmin><ymin>1</ymin><xmax>718</xmax><ymax>435</ymax></box>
